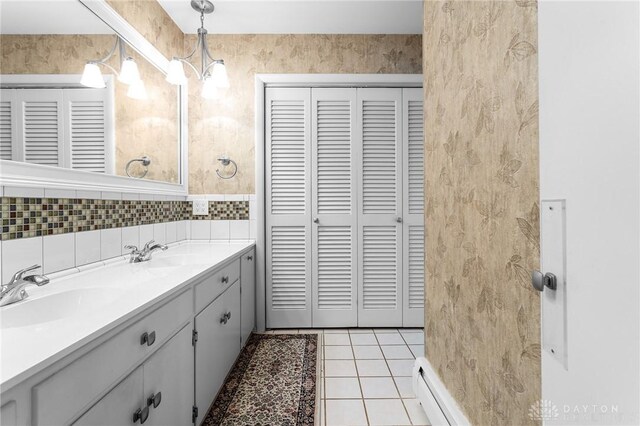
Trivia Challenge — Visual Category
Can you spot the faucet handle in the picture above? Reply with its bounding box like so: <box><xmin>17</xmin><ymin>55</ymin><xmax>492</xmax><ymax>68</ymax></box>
<box><xmin>142</xmin><ymin>240</ymin><xmax>155</xmax><ymax>251</ymax></box>
<box><xmin>9</xmin><ymin>264</ymin><xmax>41</xmax><ymax>285</ymax></box>
<box><xmin>125</xmin><ymin>245</ymin><xmax>139</xmax><ymax>252</ymax></box>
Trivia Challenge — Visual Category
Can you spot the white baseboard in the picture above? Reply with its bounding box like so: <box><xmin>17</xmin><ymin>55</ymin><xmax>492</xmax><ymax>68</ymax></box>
<box><xmin>412</xmin><ymin>357</ymin><xmax>471</xmax><ymax>426</ymax></box>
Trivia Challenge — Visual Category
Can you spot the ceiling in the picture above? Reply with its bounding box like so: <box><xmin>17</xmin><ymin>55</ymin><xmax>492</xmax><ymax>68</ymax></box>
<box><xmin>0</xmin><ymin>0</ymin><xmax>113</xmax><ymax>34</ymax></box>
<box><xmin>157</xmin><ymin>0</ymin><xmax>423</xmax><ymax>34</ymax></box>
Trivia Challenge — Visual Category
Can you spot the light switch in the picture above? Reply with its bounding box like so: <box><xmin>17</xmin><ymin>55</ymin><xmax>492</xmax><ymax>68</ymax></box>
<box><xmin>192</xmin><ymin>199</ymin><xmax>209</xmax><ymax>216</ymax></box>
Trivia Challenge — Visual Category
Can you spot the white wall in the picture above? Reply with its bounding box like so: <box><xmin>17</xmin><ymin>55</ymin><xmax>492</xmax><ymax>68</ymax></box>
<box><xmin>539</xmin><ymin>1</ymin><xmax>640</xmax><ymax>424</ymax></box>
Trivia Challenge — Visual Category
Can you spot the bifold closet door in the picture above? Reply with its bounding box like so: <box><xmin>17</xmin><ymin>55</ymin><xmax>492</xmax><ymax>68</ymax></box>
<box><xmin>357</xmin><ymin>88</ymin><xmax>403</xmax><ymax>327</ymax></box>
<box><xmin>402</xmin><ymin>88</ymin><xmax>425</xmax><ymax>327</ymax></box>
<box><xmin>311</xmin><ymin>88</ymin><xmax>359</xmax><ymax>327</ymax></box>
<box><xmin>265</xmin><ymin>88</ymin><xmax>312</xmax><ymax>328</ymax></box>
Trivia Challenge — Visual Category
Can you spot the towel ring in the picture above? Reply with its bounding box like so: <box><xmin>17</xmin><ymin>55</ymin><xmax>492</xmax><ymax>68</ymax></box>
<box><xmin>216</xmin><ymin>156</ymin><xmax>237</xmax><ymax>179</ymax></box>
<box><xmin>125</xmin><ymin>156</ymin><xmax>151</xmax><ymax>179</ymax></box>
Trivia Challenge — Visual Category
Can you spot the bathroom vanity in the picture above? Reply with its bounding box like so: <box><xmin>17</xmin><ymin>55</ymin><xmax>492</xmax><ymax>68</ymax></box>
<box><xmin>0</xmin><ymin>241</ymin><xmax>256</xmax><ymax>426</ymax></box>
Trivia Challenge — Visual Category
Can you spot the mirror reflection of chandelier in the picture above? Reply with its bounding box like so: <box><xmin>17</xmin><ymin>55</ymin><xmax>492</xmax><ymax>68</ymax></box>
<box><xmin>165</xmin><ymin>0</ymin><xmax>229</xmax><ymax>99</ymax></box>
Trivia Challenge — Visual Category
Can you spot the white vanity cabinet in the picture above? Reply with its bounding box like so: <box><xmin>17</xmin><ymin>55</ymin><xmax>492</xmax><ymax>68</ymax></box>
<box><xmin>74</xmin><ymin>324</ymin><xmax>193</xmax><ymax>426</ymax></box>
<box><xmin>0</xmin><ymin>243</ymin><xmax>255</xmax><ymax>426</ymax></box>
<box><xmin>240</xmin><ymin>248</ymin><xmax>256</xmax><ymax>347</ymax></box>
<box><xmin>194</xmin><ymin>280</ymin><xmax>240</xmax><ymax>424</ymax></box>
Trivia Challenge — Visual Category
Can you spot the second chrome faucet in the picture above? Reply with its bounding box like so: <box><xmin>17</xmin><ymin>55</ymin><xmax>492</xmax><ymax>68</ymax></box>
<box><xmin>125</xmin><ymin>240</ymin><xmax>168</xmax><ymax>263</ymax></box>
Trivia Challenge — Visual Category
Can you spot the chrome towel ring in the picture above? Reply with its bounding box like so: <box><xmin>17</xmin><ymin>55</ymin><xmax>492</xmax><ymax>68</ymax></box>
<box><xmin>216</xmin><ymin>156</ymin><xmax>237</xmax><ymax>179</ymax></box>
<box><xmin>125</xmin><ymin>156</ymin><xmax>151</xmax><ymax>178</ymax></box>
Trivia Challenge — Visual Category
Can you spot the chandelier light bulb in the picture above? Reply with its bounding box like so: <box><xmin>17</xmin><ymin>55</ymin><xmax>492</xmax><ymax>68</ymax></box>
<box><xmin>80</xmin><ymin>63</ymin><xmax>105</xmax><ymax>89</ymax></box>
<box><xmin>211</xmin><ymin>62</ymin><xmax>229</xmax><ymax>88</ymax></box>
<box><xmin>166</xmin><ymin>59</ymin><xmax>187</xmax><ymax>85</ymax></box>
<box><xmin>118</xmin><ymin>58</ymin><xmax>141</xmax><ymax>85</ymax></box>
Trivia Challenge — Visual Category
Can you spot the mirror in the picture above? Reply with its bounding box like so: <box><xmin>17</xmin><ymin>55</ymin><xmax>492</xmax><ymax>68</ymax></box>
<box><xmin>0</xmin><ymin>0</ymin><xmax>181</xmax><ymax>183</ymax></box>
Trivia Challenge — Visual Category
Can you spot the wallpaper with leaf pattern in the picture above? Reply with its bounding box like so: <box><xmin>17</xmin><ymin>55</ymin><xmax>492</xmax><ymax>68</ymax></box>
<box><xmin>423</xmin><ymin>1</ymin><xmax>541</xmax><ymax>424</ymax></box>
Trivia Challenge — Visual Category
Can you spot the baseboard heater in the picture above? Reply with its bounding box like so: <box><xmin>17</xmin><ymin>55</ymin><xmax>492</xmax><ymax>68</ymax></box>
<box><xmin>412</xmin><ymin>357</ymin><xmax>470</xmax><ymax>426</ymax></box>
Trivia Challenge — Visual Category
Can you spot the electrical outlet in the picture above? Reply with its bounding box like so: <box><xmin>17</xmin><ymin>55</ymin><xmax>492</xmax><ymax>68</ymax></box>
<box><xmin>192</xmin><ymin>199</ymin><xmax>209</xmax><ymax>216</ymax></box>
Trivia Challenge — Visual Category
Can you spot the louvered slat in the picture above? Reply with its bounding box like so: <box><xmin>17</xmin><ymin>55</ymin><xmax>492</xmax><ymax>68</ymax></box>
<box><xmin>362</xmin><ymin>100</ymin><xmax>397</xmax><ymax>214</ymax></box>
<box><xmin>270</xmin><ymin>100</ymin><xmax>306</xmax><ymax>214</ymax></box>
<box><xmin>317</xmin><ymin>226</ymin><xmax>353</xmax><ymax>309</ymax></box>
<box><xmin>0</xmin><ymin>100</ymin><xmax>12</xmax><ymax>160</ymax></box>
<box><xmin>362</xmin><ymin>226</ymin><xmax>397</xmax><ymax>309</ymax></box>
<box><xmin>408</xmin><ymin>225</ymin><xmax>425</xmax><ymax>308</ymax></box>
<box><xmin>70</xmin><ymin>100</ymin><xmax>106</xmax><ymax>173</ymax></box>
<box><xmin>317</xmin><ymin>100</ymin><xmax>351</xmax><ymax>214</ymax></box>
<box><xmin>407</xmin><ymin>100</ymin><xmax>424</xmax><ymax>215</ymax></box>
<box><xmin>271</xmin><ymin>226</ymin><xmax>307</xmax><ymax>309</ymax></box>
<box><xmin>23</xmin><ymin>101</ymin><xmax>59</xmax><ymax>165</ymax></box>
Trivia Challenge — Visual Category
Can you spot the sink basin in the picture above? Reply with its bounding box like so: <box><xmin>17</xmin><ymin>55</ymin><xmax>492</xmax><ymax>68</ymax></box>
<box><xmin>145</xmin><ymin>256</ymin><xmax>193</xmax><ymax>268</ymax></box>
<box><xmin>0</xmin><ymin>288</ymin><xmax>114</xmax><ymax>329</ymax></box>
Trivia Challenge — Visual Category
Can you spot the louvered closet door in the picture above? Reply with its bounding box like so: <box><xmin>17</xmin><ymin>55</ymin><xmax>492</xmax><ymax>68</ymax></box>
<box><xmin>63</xmin><ymin>89</ymin><xmax>113</xmax><ymax>174</ymax></box>
<box><xmin>357</xmin><ymin>88</ymin><xmax>403</xmax><ymax>327</ymax></box>
<box><xmin>0</xmin><ymin>89</ymin><xmax>17</xmax><ymax>160</ymax></box>
<box><xmin>266</xmin><ymin>88</ymin><xmax>313</xmax><ymax>328</ymax></box>
<box><xmin>311</xmin><ymin>88</ymin><xmax>358</xmax><ymax>327</ymax></box>
<box><xmin>15</xmin><ymin>89</ymin><xmax>64</xmax><ymax>167</ymax></box>
<box><xmin>402</xmin><ymin>88</ymin><xmax>425</xmax><ymax>327</ymax></box>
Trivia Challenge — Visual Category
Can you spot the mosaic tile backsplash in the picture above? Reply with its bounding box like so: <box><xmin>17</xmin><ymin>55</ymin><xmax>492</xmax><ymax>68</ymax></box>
<box><xmin>0</xmin><ymin>198</ymin><xmax>249</xmax><ymax>241</ymax></box>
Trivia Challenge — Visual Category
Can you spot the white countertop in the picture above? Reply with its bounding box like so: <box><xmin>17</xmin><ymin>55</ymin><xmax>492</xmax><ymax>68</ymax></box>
<box><xmin>0</xmin><ymin>240</ymin><xmax>254</xmax><ymax>391</ymax></box>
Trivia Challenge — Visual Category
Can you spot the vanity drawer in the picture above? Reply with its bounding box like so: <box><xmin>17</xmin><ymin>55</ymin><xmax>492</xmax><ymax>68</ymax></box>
<box><xmin>194</xmin><ymin>259</ymin><xmax>240</xmax><ymax>313</ymax></box>
<box><xmin>31</xmin><ymin>289</ymin><xmax>192</xmax><ymax>426</ymax></box>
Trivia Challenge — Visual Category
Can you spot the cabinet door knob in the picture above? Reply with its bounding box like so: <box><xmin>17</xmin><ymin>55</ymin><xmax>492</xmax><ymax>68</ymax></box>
<box><xmin>133</xmin><ymin>406</ymin><xmax>149</xmax><ymax>424</ymax></box>
<box><xmin>219</xmin><ymin>311</ymin><xmax>231</xmax><ymax>324</ymax></box>
<box><xmin>140</xmin><ymin>331</ymin><xmax>156</xmax><ymax>346</ymax></box>
<box><xmin>247</xmin><ymin>255</ymin><xmax>253</xmax><ymax>261</ymax></box>
<box><xmin>396</xmin><ymin>217</ymin><xmax>402</xmax><ymax>223</ymax></box>
<box><xmin>147</xmin><ymin>391</ymin><xmax>162</xmax><ymax>408</ymax></box>
<box><xmin>221</xmin><ymin>275</ymin><xmax>229</xmax><ymax>284</ymax></box>
<box><xmin>313</xmin><ymin>218</ymin><xmax>319</xmax><ymax>224</ymax></box>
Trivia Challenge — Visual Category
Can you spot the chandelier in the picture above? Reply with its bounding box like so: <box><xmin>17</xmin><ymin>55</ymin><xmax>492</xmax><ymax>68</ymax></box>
<box><xmin>165</xmin><ymin>0</ymin><xmax>229</xmax><ymax>99</ymax></box>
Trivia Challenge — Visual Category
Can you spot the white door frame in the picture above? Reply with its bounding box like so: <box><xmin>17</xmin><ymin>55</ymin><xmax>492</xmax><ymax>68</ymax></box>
<box><xmin>254</xmin><ymin>74</ymin><xmax>422</xmax><ymax>331</ymax></box>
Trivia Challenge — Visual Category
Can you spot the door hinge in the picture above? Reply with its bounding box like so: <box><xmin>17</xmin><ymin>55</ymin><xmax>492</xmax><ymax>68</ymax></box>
<box><xmin>192</xmin><ymin>330</ymin><xmax>198</xmax><ymax>346</ymax></box>
<box><xmin>192</xmin><ymin>405</ymin><xmax>198</xmax><ymax>423</ymax></box>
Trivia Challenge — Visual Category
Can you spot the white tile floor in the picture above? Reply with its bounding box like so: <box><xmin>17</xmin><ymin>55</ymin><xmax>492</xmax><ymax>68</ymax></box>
<box><xmin>264</xmin><ymin>328</ymin><xmax>430</xmax><ymax>426</ymax></box>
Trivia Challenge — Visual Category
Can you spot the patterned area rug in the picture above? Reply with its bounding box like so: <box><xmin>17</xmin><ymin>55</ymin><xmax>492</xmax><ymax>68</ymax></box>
<box><xmin>202</xmin><ymin>333</ymin><xmax>319</xmax><ymax>426</ymax></box>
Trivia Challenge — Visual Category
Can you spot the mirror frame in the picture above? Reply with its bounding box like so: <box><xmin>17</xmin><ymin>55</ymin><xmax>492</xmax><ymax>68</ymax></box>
<box><xmin>0</xmin><ymin>0</ymin><xmax>188</xmax><ymax>196</ymax></box>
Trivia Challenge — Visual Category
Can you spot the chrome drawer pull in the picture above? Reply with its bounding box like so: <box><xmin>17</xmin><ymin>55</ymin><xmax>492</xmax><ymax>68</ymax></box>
<box><xmin>147</xmin><ymin>391</ymin><xmax>162</xmax><ymax>408</ymax></box>
<box><xmin>221</xmin><ymin>275</ymin><xmax>229</xmax><ymax>284</ymax></box>
<box><xmin>133</xmin><ymin>406</ymin><xmax>149</xmax><ymax>424</ymax></box>
<box><xmin>140</xmin><ymin>331</ymin><xmax>156</xmax><ymax>346</ymax></box>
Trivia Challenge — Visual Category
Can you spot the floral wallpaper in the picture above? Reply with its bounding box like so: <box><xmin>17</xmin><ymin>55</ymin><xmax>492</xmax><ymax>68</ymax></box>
<box><xmin>423</xmin><ymin>1</ymin><xmax>540</xmax><ymax>425</ymax></box>
<box><xmin>0</xmin><ymin>34</ymin><xmax>179</xmax><ymax>183</ymax></box>
<box><xmin>185</xmin><ymin>34</ymin><xmax>422</xmax><ymax>194</ymax></box>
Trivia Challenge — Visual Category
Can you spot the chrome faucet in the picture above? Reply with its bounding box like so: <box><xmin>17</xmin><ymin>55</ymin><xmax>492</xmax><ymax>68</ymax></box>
<box><xmin>0</xmin><ymin>265</ymin><xmax>50</xmax><ymax>307</ymax></box>
<box><xmin>125</xmin><ymin>240</ymin><xmax>168</xmax><ymax>263</ymax></box>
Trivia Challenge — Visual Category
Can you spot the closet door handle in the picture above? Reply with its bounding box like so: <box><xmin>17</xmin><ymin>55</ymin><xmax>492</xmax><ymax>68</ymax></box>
<box><xmin>396</xmin><ymin>217</ymin><xmax>402</xmax><ymax>223</ymax></box>
<box><xmin>313</xmin><ymin>218</ymin><xmax>319</xmax><ymax>224</ymax></box>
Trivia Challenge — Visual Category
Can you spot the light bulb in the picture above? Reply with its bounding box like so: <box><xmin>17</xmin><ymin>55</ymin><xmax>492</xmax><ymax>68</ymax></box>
<box><xmin>119</xmin><ymin>58</ymin><xmax>140</xmax><ymax>85</ymax></box>
<box><xmin>166</xmin><ymin>59</ymin><xmax>187</xmax><ymax>85</ymax></box>
<box><xmin>210</xmin><ymin>62</ymin><xmax>229</xmax><ymax>88</ymax></box>
<box><xmin>80</xmin><ymin>63</ymin><xmax>105</xmax><ymax>88</ymax></box>
<box><xmin>127</xmin><ymin>79</ymin><xmax>148</xmax><ymax>100</ymax></box>
<box><xmin>201</xmin><ymin>76</ymin><xmax>219</xmax><ymax>100</ymax></box>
